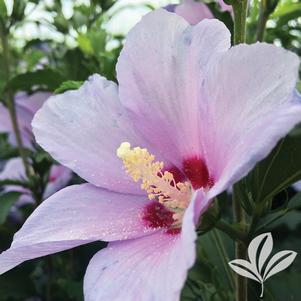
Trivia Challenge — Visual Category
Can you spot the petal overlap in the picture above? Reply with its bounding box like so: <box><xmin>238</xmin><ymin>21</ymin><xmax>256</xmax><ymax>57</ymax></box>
<box><xmin>32</xmin><ymin>75</ymin><xmax>146</xmax><ymax>194</ymax></box>
<box><xmin>0</xmin><ymin>184</ymin><xmax>157</xmax><ymax>275</ymax></box>
<box><xmin>84</xmin><ymin>189</ymin><xmax>202</xmax><ymax>301</ymax></box>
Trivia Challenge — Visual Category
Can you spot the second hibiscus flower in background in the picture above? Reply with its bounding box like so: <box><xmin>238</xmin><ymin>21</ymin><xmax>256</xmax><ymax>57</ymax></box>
<box><xmin>0</xmin><ymin>92</ymin><xmax>72</xmax><ymax>222</ymax></box>
<box><xmin>165</xmin><ymin>0</ymin><xmax>232</xmax><ymax>25</ymax></box>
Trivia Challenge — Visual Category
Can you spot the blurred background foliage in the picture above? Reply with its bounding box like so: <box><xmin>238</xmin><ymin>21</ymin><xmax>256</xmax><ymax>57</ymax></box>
<box><xmin>0</xmin><ymin>0</ymin><xmax>301</xmax><ymax>300</ymax></box>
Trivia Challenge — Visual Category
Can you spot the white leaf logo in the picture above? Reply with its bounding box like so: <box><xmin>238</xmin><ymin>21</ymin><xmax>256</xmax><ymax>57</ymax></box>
<box><xmin>228</xmin><ymin>232</ymin><xmax>297</xmax><ymax>298</ymax></box>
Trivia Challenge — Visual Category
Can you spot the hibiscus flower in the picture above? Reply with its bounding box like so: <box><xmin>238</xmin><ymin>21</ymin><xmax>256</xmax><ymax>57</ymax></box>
<box><xmin>0</xmin><ymin>92</ymin><xmax>72</xmax><ymax>217</ymax></box>
<box><xmin>165</xmin><ymin>0</ymin><xmax>232</xmax><ymax>25</ymax></box>
<box><xmin>0</xmin><ymin>158</ymin><xmax>72</xmax><ymax>210</ymax></box>
<box><xmin>165</xmin><ymin>0</ymin><xmax>214</xmax><ymax>24</ymax></box>
<box><xmin>0</xmin><ymin>92</ymin><xmax>52</xmax><ymax>148</ymax></box>
<box><xmin>0</xmin><ymin>9</ymin><xmax>300</xmax><ymax>301</ymax></box>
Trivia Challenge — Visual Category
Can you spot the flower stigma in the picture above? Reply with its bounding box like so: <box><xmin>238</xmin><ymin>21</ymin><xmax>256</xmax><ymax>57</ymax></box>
<box><xmin>117</xmin><ymin>142</ymin><xmax>192</xmax><ymax>227</ymax></box>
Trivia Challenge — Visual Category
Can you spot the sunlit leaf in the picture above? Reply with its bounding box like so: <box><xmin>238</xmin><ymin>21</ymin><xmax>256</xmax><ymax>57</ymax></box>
<box><xmin>271</xmin><ymin>2</ymin><xmax>301</xmax><ymax>18</ymax></box>
<box><xmin>54</xmin><ymin>80</ymin><xmax>83</xmax><ymax>94</ymax></box>
<box><xmin>0</xmin><ymin>0</ymin><xmax>7</xmax><ymax>19</ymax></box>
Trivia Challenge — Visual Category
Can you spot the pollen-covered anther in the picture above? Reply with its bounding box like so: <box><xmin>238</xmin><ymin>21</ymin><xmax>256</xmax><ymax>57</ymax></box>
<box><xmin>117</xmin><ymin>142</ymin><xmax>192</xmax><ymax>223</ymax></box>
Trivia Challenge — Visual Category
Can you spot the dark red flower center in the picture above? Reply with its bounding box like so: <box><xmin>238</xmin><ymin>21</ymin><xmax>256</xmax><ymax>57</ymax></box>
<box><xmin>183</xmin><ymin>157</ymin><xmax>213</xmax><ymax>189</ymax></box>
<box><xmin>143</xmin><ymin>202</ymin><xmax>181</xmax><ymax>235</ymax></box>
<box><xmin>142</xmin><ymin>158</ymin><xmax>213</xmax><ymax>235</ymax></box>
<box><xmin>143</xmin><ymin>202</ymin><xmax>174</xmax><ymax>229</ymax></box>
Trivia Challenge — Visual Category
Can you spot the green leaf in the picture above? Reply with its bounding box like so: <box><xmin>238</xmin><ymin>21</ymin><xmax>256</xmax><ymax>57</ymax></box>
<box><xmin>0</xmin><ymin>191</ymin><xmax>22</xmax><ymax>224</ymax></box>
<box><xmin>34</xmin><ymin>149</ymin><xmax>54</xmax><ymax>163</ymax></box>
<box><xmin>53</xmin><ymin>14</ymin><xmax>69</xmax><ymax>33</ymax></box>
<box><xmin>89</xmin><ymin>28</ymin><xmax>106</xmax><ymax>56</ymax></box>
<box><xmin>54</xmin><ymin>80</ymin><xmax>83</xmax><ymax>94</ymax></box>
<box><xmin>182</xmin><ymin>232</ymin><xmax>234</xmax><ymax>301</ymax></box>
<box><xmin>0</xmin><ymin>0</ymin><xmax>7</xmax><ymax>19</ymax></box>
<box><xmin>57</xmin><ymin>279</ymin><xmax>83</xmax><ymax>301</ymax></box>
<box><xmin>5</xmin><ymin>69</ymin><xmax>65</xmax><ymax>93</ymax></box>
<box><xmin>78</xmin><ymin>34</ymin><xmax>93</xmax><ymax>55</ymax></box>
<box><xmin>0</xmin><ymin>134</ymin><xmax>20</xmax><ymax>160</ymax></box>
<box><xmin>0</xmin><ymin>54</ymin><xmax>6</xmax><ymax>91</ymax></box>
<box><xmin>287</xmin><ymin>192</ymin><xmax>301</xmax><ymax>210</ymax></box>
<box><xmin>11</xmin><ymin>0</ymin><xmax>26</xmax><ymax>22</ymax></box>
<box><xmin>262</xmin><ymin>210</ymin><xmax>301</xmax><ymax>231</ymax></box>
<box><xmin>61</xmin><ymin>48</ymin><xmax>94</xmax><ymax>81</ymax></box>
<box><xmin>256</xmin><ymin>192</ymin><xmax>301</xmax><ymax>232</ymax></box>
<box><xmin>78</xmin><ymin>28</ymin><xmax>106</xmax><ymax>57</ymax></box>
<box><xmin>240</xmin><ymin>134</ymin><xmax>301</xmax><ymax>209</ymax></box>
<box><xmin>267</xmin><ymin>271</ymin><xmax>301</xmax><ymax>300</ymax></box>
<box><xmin>297</xmin><ymin>81</ymin><xmax>301</xmax><ymax>93</ymax></box>
<box><xmin>0</xmin><ymin>267</ymin><xmax>36</xmax><ymax>300</ymax></box>
<box><xmin>198</xmin><ymin>199</ymin><xmax>221</xmax><ymax>234</ymax></box>
<box><xmin>0</xmin><ymin>179</ymin><xmax>29</xmax><ymax>187</ymax></box>
<box><xmin>271</xmin><ymin>2</ymin><xmax>301</xmax><ymax>18</ymax></box>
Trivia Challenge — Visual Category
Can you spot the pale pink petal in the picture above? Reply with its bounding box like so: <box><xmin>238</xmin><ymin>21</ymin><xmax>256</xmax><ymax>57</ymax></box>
<box><xmin>218</xmin><ymin>0</ymin><xmax>232</xmax><ymax>12</ymax></box>
<box><xmin>43</xmin><ymin>165</ymin><xmax>72</xmax><ymax>199</ymax></box>
<box><xmin>0</xmin><ymin>103</ymin><xmax>11</xmax><ymax>133</ymax></box>
<box><xmin>0</xmin><ymin>159</ymin><xmax>34</xmax><ymax>219</ymax></box>
<box><xmin>0</xmin><ymin>159</ymin><xmax>71</xmax><ymax>207</ymax></box>
<box><xmin>117</xmin><ymin>10</ymin><xmax>230</xmax><ymax>168</ymax></box>
<box><xmin>0</xmin><ymin>158</ymin><xmax>29</xmax><ymax>195</ymax></box>
<box><xmin>15</xmin><ymin>91</ymin><xmax>51</xmax><ymax>114</ymax></box>
<box><xmin>164</xmin><ymin>4</ymin><xmax>177</xmax><ymax>12</ymax></box>
<box><xmin>14</xmin><ymin>194</ymin><xmax>35</xmax><ymax>207</ymax></box>
<box><xmin>200</xmin><ymin>43</ymin><xmax>301</xmax><ymax>198</ymax></box>
<box><xmin>0</xmin><ymin>158</ymin><xmax>26</xmax><ymax>181</ymax></box>
<box><xmin>293</xmin><ymin>181</ymin><xmax>301</xmax><ymax>191</ymax></box>
<box><xmin>0</xmin><ymin>184</ymin><xmax>156</xmax><ymax>275</ymax></box>
<box><xmin>193</xmin><ymin>188</ymin><xmax>210</xmax><ymax>223</ymax></box>
<box><xmin>175</xmin><ymin>0</ymin><xmax>213</xmax><ymax>25</ymax></box>
<box><xmin>0</xmin><ymin>102</ymin><xmax>34</xmax><ymax>148</ymax></box>
<box><xmin>32</xmin><ymin>74</ymin><xmax>148</xmax><ymax>194</ymax></box>
<box><xmin>84</xmin><ymin>189</ymin><xmax>202</xmax><ymax>301</ymax></box>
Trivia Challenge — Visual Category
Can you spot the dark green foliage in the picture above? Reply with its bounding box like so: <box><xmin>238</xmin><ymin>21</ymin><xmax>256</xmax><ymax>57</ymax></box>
<box><xmin>5</xmin><ymin>69</ymin><xmax>65</xmax><ymax>93</ymax></box>
<box><xmin>0</xmin><ymin>192</ymin><xmax>22</xmax><ymax>224</ymax></box>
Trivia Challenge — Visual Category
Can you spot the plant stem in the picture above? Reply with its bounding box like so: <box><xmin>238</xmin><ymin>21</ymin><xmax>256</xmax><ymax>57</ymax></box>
<box><xmin>0</xmin><ymin>28</ymin><xmax>32</xmax><ymax>178</ymax></box>
<box><xmin>46</xmin><ymin>257</ymin><xmax>53</xmax><ymax>301</ymax></box>
<box><xmin>203</xmin><ymin>207</ymin><xmax>246</xmax><ymax>241</ymax></box>
<box><xmin>248</xmin><ymin>208</ymin><xmax>260</xmax><ymax>238</ymax></box>
<box><xmin>214</xmin><ymin>218</ymin><xmax>246</xmax><ymax>242</ymax></box>
<box><xmin>211</xmin><ymin>229</ymin><xmax>235</xmax><ymax>290</ymax></box>
<box><xmin>231</xmin><ymin>0</ymin><xmax>249</xmax><ymax>297</ymax></box>
<box><xmin>256</xmin><ymin>0</ymin><xmax>268</xmax><ymax>42</ymax></box>
<box><xmin>235</xmin><ymin>240</ymin><xmax>248</xmax><ymax>301</ymax></box>
<box><xmin>232</xmin><ymin>0</ymin><xmax>249</xmax><ymax>45</ymax></box>
<box><xmin>256</xmin><ymin>14</ymin><xmax>268</xmax><ymax>42</ymax></box>
<box><xmin>233</xmin><ymin>186</ymin><xmax>248</xmax><ymax>301</ymax></box>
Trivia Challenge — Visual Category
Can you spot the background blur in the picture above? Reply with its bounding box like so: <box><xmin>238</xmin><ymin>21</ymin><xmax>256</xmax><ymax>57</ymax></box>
<box><xmin>0</xmin><ymin>0</ymin><xmax>301</xmax><ymax>300</ymax></box>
